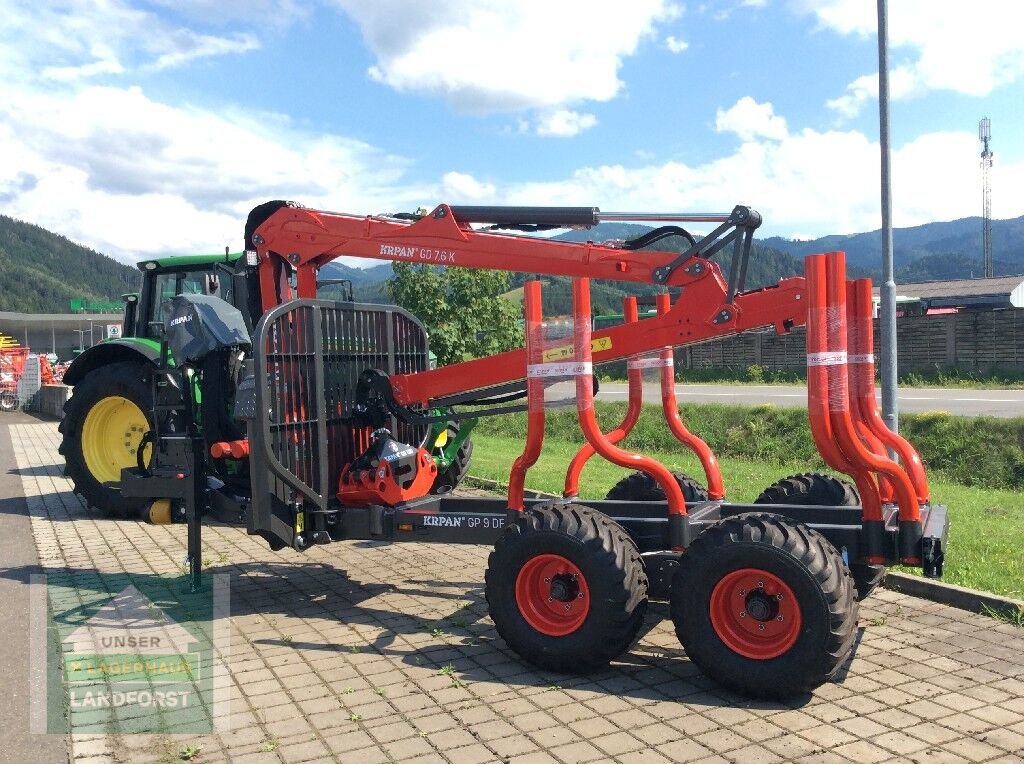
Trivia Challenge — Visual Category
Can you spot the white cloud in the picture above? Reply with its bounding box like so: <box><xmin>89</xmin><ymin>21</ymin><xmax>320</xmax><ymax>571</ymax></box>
<box><xmin>0</xmin><ymin>0</ymin><xmax>261</xmax><ymax>84</ymax></box>
<box><xmin>0</xmin><ymin>83</ymin><xmax>425</xmax><ymax>260</ymax></box>
<box><xmin>147</xmin><ymin>32</ymin><xmax>260</xmax><ymax>71</ymax></box>
<box><xmin>449</xmin><ymin>126</ymin><xmax>1024</xmax><ymax>239</ymax></box>
<box><xmin>441</xmin><ymin>172</ymin><xmax>496</xmax><ymax>202</ymax></box>
<box><xmin>335</xmin><ymin>0</ymin><xmax>680</xmax><ymax>112</ymax></box>
<box><xmin>665</xmin><ymin>35</ymin><xmax>689</xmax><ymax>53</ymax></box>
<box><xmin>825</xmin><ymin>66</ymin><xmax>919</xmax><ymax>118</ymax></box>
<box><xmin>42</xmin><ymin>44</ymin><xmax>125</xmax><ymax>81</ymax></box>
<box><xmin>794</xmin><ymin>0</ymin><xmax>1024</xmax><ymax>115</ymax></box>
<box><xmin>534</xmin><ymin>110</ymin><xmax>598</xmax><ymax>138</ymax></box>
<box><xmin>716</xmin><ymin>97</ymin><xmax>788</xmax><ymax>141</ymax></box>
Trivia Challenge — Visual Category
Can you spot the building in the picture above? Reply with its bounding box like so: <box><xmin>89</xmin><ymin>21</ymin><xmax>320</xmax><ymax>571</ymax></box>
<box><xmin>873</xmin><ymin>275</ymin><xmax>1024</xmax><ymax>312</ymax></box>
<box><xmin>0</xmin><ymin>311</ymin><xmax>122</xmax><ymax>360</ymax></box>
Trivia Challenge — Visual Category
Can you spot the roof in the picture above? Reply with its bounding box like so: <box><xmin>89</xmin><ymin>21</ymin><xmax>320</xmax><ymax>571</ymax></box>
<box><xmin>872</xmin><ymin>275</ymin><xmax>1024</xmax><ymax>310</ymax></box>
<box><xmin>0</xmin><ymin>311</ymin><xmax>122</xmax><ymax>330</ymax></box>
<box><xmin>137</xmin><ymin>251</ymin><xmax>243</xmax><ymax>270</ymax></box>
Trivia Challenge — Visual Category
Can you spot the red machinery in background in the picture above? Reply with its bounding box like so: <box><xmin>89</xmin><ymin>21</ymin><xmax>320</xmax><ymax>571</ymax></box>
<box><xmin>0</xmin><ymin>347</ymin><xmax>30</xmax><ymax>411</ymax></box>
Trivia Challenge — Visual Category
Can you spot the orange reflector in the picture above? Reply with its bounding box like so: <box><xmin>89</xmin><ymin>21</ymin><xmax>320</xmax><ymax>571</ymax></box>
<box><xmin>398</xmin><ymin>523</ymin><xmax>413</xmax><ymax>532</ymax></box>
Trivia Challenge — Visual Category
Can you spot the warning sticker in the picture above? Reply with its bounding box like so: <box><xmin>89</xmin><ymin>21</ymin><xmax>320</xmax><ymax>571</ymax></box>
<box><xmin>541</xmin><ymin>336</ymin><xmax>612</xmax><ymax>362</ymax></box>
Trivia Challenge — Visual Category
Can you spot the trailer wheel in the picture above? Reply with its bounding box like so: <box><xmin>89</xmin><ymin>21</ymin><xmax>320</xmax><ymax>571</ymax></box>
<box><xmin>755</xmin><ymin>473</ymin><xmax>884</xmax><ymax>600</ymax></box>
<box><xmin>59</xmin><ymin>362</ymin><xmax>154</xmax><ymax>518</ymax></box>
<box><xmin>605</xmin><ymin>470</ymin><xmax>709</xmax><ymax>503</ymax></box>
<box><xmin>485</xmin><ymin>503</ymin><xmax>648</xmax><ymax>673</ymax></box>
<box><xmin>671</xmin><ymin>513</ymin><xmax>857</xmax><ymax>698</ymax></box>
<box><xmin>0</xmin><ymin>390</ymin><xmax>17</xmax><ymax>412</ymax></box>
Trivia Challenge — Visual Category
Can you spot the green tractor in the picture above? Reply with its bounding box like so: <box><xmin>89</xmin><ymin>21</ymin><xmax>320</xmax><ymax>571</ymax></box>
<box><xmin>59</xmin><ymin>251</ymin><xmax>472</xmax><ymax>518</ymax></box>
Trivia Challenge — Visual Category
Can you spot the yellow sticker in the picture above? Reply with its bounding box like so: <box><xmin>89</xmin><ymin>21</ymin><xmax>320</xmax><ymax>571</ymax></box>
<box><xmin>295</xmin><ymin>511</ymin><xmax>305</xmax><ymax>534</ymax></box>
<box><xmin>540</xmin><ymin>336</ymin><xmax>613</xmax><ymax>362</ymax></box>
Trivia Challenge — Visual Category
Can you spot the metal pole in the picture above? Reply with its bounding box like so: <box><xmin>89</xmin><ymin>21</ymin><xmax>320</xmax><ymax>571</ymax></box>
<box><xmin>877</xmin><ymin>0</ymin><xmax>898</xmax><ymax>435</ymax></box>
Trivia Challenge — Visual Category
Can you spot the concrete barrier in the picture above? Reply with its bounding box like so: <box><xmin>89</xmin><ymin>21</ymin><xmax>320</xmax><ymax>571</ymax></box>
<box><xmin>28</xmin><ymin>384</ymin><xmax>70</xmax><ymax>418</ymax></box>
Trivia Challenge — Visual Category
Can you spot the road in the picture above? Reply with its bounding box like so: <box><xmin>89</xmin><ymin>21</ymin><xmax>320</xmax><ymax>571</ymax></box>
<box><xmin>596</xmin><ymin>382</ymin><xmax>1024</xmax><ymax>418</ymax></box>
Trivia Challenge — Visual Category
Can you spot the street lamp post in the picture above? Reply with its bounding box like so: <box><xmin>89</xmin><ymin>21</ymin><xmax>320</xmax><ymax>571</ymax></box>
<box><xmin>877</xmin><ymin>0</ymin><xmax>899</xmax><ymax>436</ymax></box>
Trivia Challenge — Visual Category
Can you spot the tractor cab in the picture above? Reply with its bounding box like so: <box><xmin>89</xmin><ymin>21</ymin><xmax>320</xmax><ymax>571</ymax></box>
<box><xmin>131</xmin><ymin>254</ymin><xmax>245</xmax><ymax>340</ymax></box>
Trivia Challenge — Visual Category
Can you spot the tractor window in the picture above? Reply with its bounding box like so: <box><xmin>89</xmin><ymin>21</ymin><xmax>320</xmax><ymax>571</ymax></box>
<box><xmin>153</xmin><ymin>269</ymin><xmax>234</xmax><ymax>328</ymax></box>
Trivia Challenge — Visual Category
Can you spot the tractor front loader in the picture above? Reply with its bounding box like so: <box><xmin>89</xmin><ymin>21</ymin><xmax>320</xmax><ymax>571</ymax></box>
<box><xmin>80</xmin><ymin>200</ymin><xmax>946</xmax><ymax>699</ymax></box>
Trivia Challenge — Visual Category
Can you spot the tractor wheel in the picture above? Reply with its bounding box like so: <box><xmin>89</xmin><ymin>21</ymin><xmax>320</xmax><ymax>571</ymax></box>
<box><xmin>0</xmin><ymin>390</ymin><xmax>17</xmax><ymax>412</ymax></box>
<box><xmin>671</xmin><ymin>513</ymin><xmax>858</xmax><ymax>699</ymax></box>
<box><xmin>605</xmin><ymin>470</ymin><xmax>709</xmax><ymax>503</ymax></box>
<box><xmin>485</xmin><ymin>503</ymin><xmax>648</xmax><ymax>673</ymax></box>
<box><xmin>755</xmin><ymin>473</ymin><xmax>884</xmax><ymax>600</ymax></box>
<box><xmin>431</xmin><ymin>430</ymin><xmax>474</xmax><ymax>494</ymax></box>
<box><xmin>59</xmin><ymin>362</ymin><xmax>155</xmax><ymax>518</ymax></box>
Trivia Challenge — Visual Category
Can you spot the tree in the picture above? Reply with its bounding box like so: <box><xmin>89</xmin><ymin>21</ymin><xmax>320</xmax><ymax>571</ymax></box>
<box><xmin>386</xmin><ymin>263</ymin><xmax>523</xmax><ymax>366</ymax></box>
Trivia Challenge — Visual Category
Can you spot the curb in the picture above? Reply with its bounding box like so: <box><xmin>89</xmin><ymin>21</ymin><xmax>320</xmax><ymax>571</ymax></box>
<box><xmin>883</xmin><ymin>571</ymin><xmax>1023</xmax><ymax>621</ymax></box>
<box><xmin>465</xmin><ymin>476</ymin><xmax>1023</xmax><ymax>624</ymax></box>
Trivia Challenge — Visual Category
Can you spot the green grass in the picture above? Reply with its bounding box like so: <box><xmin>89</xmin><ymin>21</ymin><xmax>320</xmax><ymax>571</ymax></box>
<box><xmin>471</xmin><ymin>433</ymin><xmax>1024</xmax><ymax>599</ymax></box>
<box><xmin>474</xmin><ymin>402</ymin><xmax>1024</xmax><ymax>492</ymax></box>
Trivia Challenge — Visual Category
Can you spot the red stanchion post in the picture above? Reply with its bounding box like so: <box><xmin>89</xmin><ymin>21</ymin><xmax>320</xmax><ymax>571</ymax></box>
<box><xmin>564</xmin><ymin>297</ymin><xmax>644</xmax><ymax>498</ymax></box>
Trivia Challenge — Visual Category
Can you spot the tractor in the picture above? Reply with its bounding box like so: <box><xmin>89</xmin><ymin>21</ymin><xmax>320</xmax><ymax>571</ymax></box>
<box><xmin>58</xmin><ymin>235</ymin><xmax>471</xmax><ymax>519</ymax></box>
<box><xmin>58</xmin><ymin>200</ymin><xmax>947</xmax><ymax>699</ymax></box>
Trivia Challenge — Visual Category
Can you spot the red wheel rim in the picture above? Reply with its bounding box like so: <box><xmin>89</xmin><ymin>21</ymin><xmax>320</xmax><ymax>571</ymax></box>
<box><xmin>514</xmin><ymin>554</ymin><xmax>590</xmax><ymax>637</ymax></box>
<box><xmin>708</xmin><ymin>568</ymin><xmax>801</xmax><ymax>659</ymax></box>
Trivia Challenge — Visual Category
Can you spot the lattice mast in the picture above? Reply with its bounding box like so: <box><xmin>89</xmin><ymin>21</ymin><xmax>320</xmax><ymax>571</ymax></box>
<box><xmin>979</xmin><ymin>117</ymin><xmax>993</xmax><ymax>278</ymax></box>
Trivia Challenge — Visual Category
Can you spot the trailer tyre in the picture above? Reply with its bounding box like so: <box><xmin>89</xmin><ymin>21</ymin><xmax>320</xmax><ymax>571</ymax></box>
<box><xmin>605</xmin><ymin>470</ymin><xmax>709</xmax><ymax>503</ymax></box>
<box><xmin>59</xmin><ymin>362</ymin><xmax>154</xmax><ymax>518</ymax></box>
<box><xmin>755</xmin><ymin>473</ymin><xmax>884</xmax><ymax>600</ymax></box>
<box><xmin>671</xmin><ymin>513</ymin><xmax>857</xmax><ymax>698</ymax></box>
<box><xmin>486</xmin><ymin>503</ymin><xmax>648</xmax><ymax>673</ymax></box>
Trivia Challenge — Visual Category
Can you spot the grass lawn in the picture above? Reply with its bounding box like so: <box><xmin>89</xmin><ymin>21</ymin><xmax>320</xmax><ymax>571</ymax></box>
<box><xmin>470</xmin><ymin>433</ymin><xmax>1024</xmax><ymax>600</ymax></box>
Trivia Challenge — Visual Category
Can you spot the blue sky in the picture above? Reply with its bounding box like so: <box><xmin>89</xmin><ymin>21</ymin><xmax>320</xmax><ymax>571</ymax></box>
<box><xmin>1</xmin><ymin>0</ymin><xmax>1022</xmax><ymax>263</ymax></box>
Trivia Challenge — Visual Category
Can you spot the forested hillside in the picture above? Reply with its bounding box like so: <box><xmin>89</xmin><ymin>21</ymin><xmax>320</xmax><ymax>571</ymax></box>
<box><xmin>8</xmin><ymin>209</ymin><xmax>1022</xmax><ymax>315</ymax></box>
<box><xmin>764</xmin><ymin>214</ymin><xmax>1024</xmax><ymax>279</ymax></box>
<box><xmin>0</xmin><ymin>215</ymin><xmax>139</xmax><ymax>312</ymax></box>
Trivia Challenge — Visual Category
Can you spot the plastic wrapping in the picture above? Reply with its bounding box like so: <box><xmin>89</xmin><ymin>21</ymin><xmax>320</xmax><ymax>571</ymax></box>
<box><xmin>531</xmin><ymin>317</ymin><xmax>586</xmax><ymax>412</ymax></box>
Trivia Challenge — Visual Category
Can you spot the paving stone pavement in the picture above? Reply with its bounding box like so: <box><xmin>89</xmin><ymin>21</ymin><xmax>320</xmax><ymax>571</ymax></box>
<box><xmin>7</xmin><ymin>420</ymin><xmax>1024</xmax><ymax>764</ymax></box>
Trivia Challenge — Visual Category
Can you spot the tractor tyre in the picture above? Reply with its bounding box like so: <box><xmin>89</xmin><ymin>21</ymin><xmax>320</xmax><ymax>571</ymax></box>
<box><xmin>755</xmin><ymin>472</ymin><xmax>884</xmax><ymax>600</ymax></box>
<box><xmin>485</xmin><ymin>503</ymin><xmax>648</xmax><ymax>673</ymax></box>
<box><xmin>671</xmin><ymin>513</ymin><xmax>858</xmax><ymax>699</ymax></box>
<box><xmin>431</xmin><ymin>432</ymin><xmax>474</xmax><ymax>494</ymax></box>
<box><xmin>0</xmin><ymin>390</ymin><xmax>17</xmax><ymax>412</ymax></box>
<box><xmin>59</xmin><ymin>362</ymin><xmax>155</xmax><ymax>518</ymax></box>
<box><xmin>605</xmin><ymin>470</ymin><xmax>710</xmax><ymax>503</ymax></box>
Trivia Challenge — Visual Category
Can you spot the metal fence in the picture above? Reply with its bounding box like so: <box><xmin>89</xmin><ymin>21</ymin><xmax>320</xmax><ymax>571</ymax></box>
<box><xmin>681</xmin><ymin>308</ymin><xmax>1024</xmax><ymax>374</ymax></box>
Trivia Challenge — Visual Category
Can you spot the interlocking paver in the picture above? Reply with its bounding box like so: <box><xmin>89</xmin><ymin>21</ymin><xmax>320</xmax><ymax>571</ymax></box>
<box><xmin>6</xmin><ymin>420</ymin><xmax>1024</xmax><ymax>763</ymax></box>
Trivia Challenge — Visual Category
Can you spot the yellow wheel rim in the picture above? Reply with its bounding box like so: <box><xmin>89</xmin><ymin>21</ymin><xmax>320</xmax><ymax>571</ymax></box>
<box><xmin>82</xmin><ymin>396</ymin><xmax>151</xmax><ymax>484</ymax></box>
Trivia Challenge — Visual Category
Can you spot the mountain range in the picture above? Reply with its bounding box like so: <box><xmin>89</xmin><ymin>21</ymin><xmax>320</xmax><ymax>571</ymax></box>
<box><xmin>1</xmin><ymin>211</ymin><xmax>1021</xmax><ymax>313</ymax></box>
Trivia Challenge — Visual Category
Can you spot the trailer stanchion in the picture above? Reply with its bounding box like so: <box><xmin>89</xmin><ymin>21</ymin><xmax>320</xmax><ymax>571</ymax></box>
<box><xmin>563</xmin><ymin>297</ymin><xmax>644</xmax><ymax>498</ymax></box>
<box><xmin>507</xmin><ymin>281</ymin><xmax>546</xmax><ymax>517</ymax></box>
<box><xmin>805</xmin><ymin>255</ymin><xmax>886</xmax><ymax>563</ymax></box>
<box><xmin>848</xmin><ymin>278</ymin><xmax>930</xmax><ymax>503</ymax></box>
<box><xmin>571</xmin><ymin>279</ymin><xmax>688</xmax><ymax>549</ymax></box>
<box><xmin>655</xmin><ymin>293</ymin><xmax>725</xmax><ymax>499</ymax></box>
<box><xmin>820</xmin><ymin>253</ymin><xmax>922</xmax><ymax>565</ymax></box>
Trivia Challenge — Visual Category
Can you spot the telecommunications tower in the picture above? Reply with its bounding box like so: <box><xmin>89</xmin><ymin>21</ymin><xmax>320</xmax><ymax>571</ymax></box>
<box><xmin>979</xmin><ymin>117</ymin><xmax>993</xmax><ymax>278</ymax></box>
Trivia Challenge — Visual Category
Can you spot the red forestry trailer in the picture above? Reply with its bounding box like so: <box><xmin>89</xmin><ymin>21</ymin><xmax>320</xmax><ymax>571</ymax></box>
<box><xmin>114</xmin><ymin>201</ymin><xmax>946</xmax><ymax>699</ymax></box>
